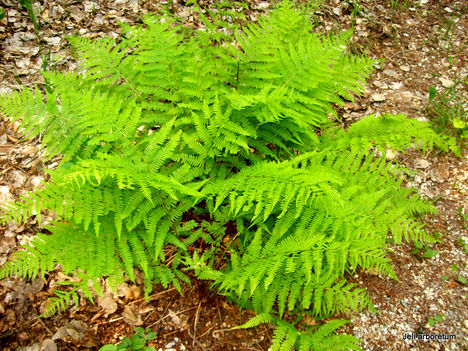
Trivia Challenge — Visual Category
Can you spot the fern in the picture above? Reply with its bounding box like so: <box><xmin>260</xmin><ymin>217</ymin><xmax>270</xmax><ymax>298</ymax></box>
<box><xmin>0</xmin><ymin>2</ymin><xmax>455</xmax><ymax>350</ymax></box>
<box><xmin>236</xmin><ymin>314</ymin><xmax>361</xmax><ymax>351</ymax></box>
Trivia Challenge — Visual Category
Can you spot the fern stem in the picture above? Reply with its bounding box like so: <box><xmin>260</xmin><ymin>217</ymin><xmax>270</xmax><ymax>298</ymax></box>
<box><xmin>235</xmin><ymin>61</ymin><xmax>240</xmax><ymax>89</ymax></box>
<box><xmin>157</xmin><ymin>190</ymin><xmax>179</xmax><ymax>237</ymax></box>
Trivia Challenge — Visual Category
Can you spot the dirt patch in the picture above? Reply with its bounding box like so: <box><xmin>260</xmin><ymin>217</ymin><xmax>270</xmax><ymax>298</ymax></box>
<box><xmin>0</xmin><ymin>0</ymin><xmax>467</xmax><ymax>350</ymax></box>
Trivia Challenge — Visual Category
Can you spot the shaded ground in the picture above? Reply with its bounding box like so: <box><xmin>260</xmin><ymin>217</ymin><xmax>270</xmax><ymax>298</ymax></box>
<box><xmin>0</xmin><ymin>0</ymin><xmax>467</xmax><ymax>350</ymax></box>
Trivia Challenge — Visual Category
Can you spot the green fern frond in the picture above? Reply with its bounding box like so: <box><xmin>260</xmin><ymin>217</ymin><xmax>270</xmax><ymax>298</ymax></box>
<box><xmin>237</xmin><ymin>314</ymin><xmax>361</xmax><ymax>351</ymax></box>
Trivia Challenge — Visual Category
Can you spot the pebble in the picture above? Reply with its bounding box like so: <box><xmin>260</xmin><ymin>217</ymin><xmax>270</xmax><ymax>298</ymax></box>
<box><xmin>400</xmin><ymin>65</ymin><xmax>410</xmax><ymax>72</ymax></box>
<box><xmin>84</xmin><ymin>1</ymin><xmax>100</xmax><ymax>12</ymax></box>
<box><xmin>440</xmin><ymin>77</ymin><xmax>454</xmax><ymax>88</ymax></box>
<box><xmin>49</xmin><ymin>5</ymin><xmax>64</xmax><ymax>18</ymax></box>
<box><xmin>0</xmin><ymin>186</ymin><xmax>14</xmax><ymax>203</ymax></box>
<box><xmin>386</xmin><ymin>149</ymin><xmax>396</xmax><ymax>161</ymax></box>
<box><xmin>372</xmin><ymin>93</ymin><xmax>386</xmax><ymax>102</ymax></box>
<box><xmin>384</xmin><ymin>69</ymin><xmax>398</xmax><ymax>78</ymax></box>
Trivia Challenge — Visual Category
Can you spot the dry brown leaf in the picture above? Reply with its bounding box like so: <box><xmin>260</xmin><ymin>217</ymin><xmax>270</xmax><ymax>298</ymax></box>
<box><xmin>122</xmin><ymin>305</ymin><xmax>142</xmax><ymax>326</ymax></box>
<box><xmin>98</xmin><ymin>292</ymin><xmax>117</xmax><ymax>316</ymax></box>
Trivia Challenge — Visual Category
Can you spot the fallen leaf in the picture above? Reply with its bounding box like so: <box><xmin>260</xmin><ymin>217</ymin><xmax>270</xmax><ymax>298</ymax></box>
<box><xmin>124</xmin><ymin>285</ymin><xmax>141</xmax><ymax>300</ymax></box>
<box><xmin>98</xmin><ymin>292</ymin><xmax>117</xmax><ymax>316</ymax></box>
<box><xmin>52</xmin><ymin>326</ymin><xmax>68</xmax><ymax>341</ymax></box>
<box><xmin>414</xmin><ymin>159</ymin><xmax>430</xmax><ymax>169</ymax></box>
<box><xmin>4</xmin><ymin>309</ymin><xmax>15</xmax><ymax>326</ymax></box>
<box><xmin>168</xmin><ymin>309</ymin><xmax>181</xmax><ymax>326</ymax></box>
<box><xmin>122</xmin><ymin>305</ymin><xmax>142</xmax><ymax>326</ymax></box>
<box><xmin>41</xmin><ymin>339</ymin><xmax>57</xmax><ymax>351</ymax></box>
<box><xmin>399</xmin><ymin>65</ymin><xmax>410</xmax><ymax>72</ymax></box>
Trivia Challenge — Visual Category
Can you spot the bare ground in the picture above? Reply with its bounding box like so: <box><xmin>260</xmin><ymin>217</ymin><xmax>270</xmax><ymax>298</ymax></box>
<box><xmin>0</xmin><ymin>0</ymin><xmax>467</xmax><ymax>350</ymax></box>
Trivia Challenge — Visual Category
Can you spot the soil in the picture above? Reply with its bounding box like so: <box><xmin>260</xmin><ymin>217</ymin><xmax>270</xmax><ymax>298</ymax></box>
<box><xmin>0</xmin><ymin>0</ymin><xmax>467</xmax><ymax>350</ymax></box>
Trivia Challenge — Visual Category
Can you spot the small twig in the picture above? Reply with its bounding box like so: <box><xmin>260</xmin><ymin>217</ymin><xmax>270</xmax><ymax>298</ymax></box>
<box><xmin>161</xmin><ymin>329</ymin><xmax>179</xmax><ymax>338</ymax></box>
<box><xmin>147</xmin><ymin>313</ymin><xmax>170</xmax><ymax>329</ymax></box>
<box><xmin>187</xmin><ymin>329</ymin><xmax>206</xmax><ymax>351</ymax></box>
<box><xmin>32</xmin><ymin>306</ymin><xmax>53</xmax><ymax>336</ymax></box>
<box><xmin>212</xmin><ymin>328</ymin><xmax>233</xmax><ymax>336</ymax></box>
<box><xmin>192</xmin><ymin>301</ymin><xmax>202</xmax><ymax>346</ymax></box>
<box><xmin>197</xmin><ymin>326</ymin><xmax>212</xmax><ymax>339</ymax></box>
<box><xmin>130</xmin><ymin>287</ymin><xmax>177</xmax><ymax>304</ymax></box>
<box><xmin>108</xmin><ymin>316</ymin><xmax>123</xmax><ymax>323</ymax></box>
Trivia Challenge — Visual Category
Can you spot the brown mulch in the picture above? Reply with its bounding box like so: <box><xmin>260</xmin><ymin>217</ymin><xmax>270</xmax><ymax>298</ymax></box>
<box><xmin>0</xmin><ymin>0</ymin><xmax>467</xmax><ymax>350</ymax></box>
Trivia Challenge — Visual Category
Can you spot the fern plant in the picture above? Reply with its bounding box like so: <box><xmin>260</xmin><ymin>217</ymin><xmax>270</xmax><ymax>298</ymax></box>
<box><xmin>0</xmin><ymin>1</ymin><xmax>456</xmax><ymax>349</ymax></box>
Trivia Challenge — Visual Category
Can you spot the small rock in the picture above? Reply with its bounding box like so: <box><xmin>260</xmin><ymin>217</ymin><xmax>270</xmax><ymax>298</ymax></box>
<box><xmin>7</xmin><ymin>10</ymin><xmax>19</xmax><ymax>17</ymax></box>
<box><xmin>464</xmin><ymin>320</ymin><xmax>468</xmax><ymax>329</ymax></box>
<box><xmin>29</xmin><ymin>46</ymin><xmax>39</xmax><ymax>55</ymax></box>
<box><xmin>83</xmin><ymin>1</ymin><xmax>100</xmax><ymax>12</ymax></box>
<box><xmin>16</xmin><ymin>57</ymin><xmax>30</xmax><ymax>70</ymax></box>
<box><xmin>391</xmin><ymin>82</ymin><xmax>404</xmax><ymax>90</ymax></box>
<box><xmin>332</xmin><ymin>7</ymin><xmax>341</xmax><ymax>16</ymax></box>
<box><xmin>0</xmin><ymin>186</ymin><xmax>14</xmax><ymax>204</ymax></box>
<box><xmin>69</xmin><ymin>6</ymin><xmax>85</xmax><ymax>23</ymax></box>
<box><xmin>44</xmin><ymin>37</ymin><xmax>61</xmax><ymax>46</ymax></box>
<box><xmin>49</xmin><ymin>5</ymin><xmax>64</xmax><ymax>19</ymax></box>
<box><xmin>31</xmin><ymin>2</ymin><xmax>42</xmax><ymax>17</ymax></box>
<box><xmin>358</xmin><ymin>30</ymin><xmax>369</xmax><ymax>38</ymax></box>
<box><xmin>372</xmin><ymin>93</ymin><xmax>386</xmax><ymax>102</ymax></box>
<box><xmin>10</xmin><ymin>170</ymin><xmax>26</xmax><ymax>188</ymax></box>
<box><xmin>22</xmin><ymin>32</ymin><xmax>37</xmax><ymax>41</ymax></box>
<box><xmin>385</xmin><ymin>149</ymin><xmax>396</xmax><ymax>161</ymax></box>
<box><xmin>129</xmin><ymin>0</ymin><xmax>139</xmax><ymax>12</ymax></box>
<box><xmin>93</xmin><ymin>15</ymin><xmax>105</xmax><ymax>26</ymax></box>
<box><xmin>383</xmin><ymin>69</ymin><xmax>398</xmax><ymax>78</ymax></box>
<box><xmin>421</xmin><ymin>187</ymin><xmax>436</xmax><ymax>198</ymax></box>
<box><xmin>257</xmin><ymin>1</ymin><xmax>270</xmax><ymax>10</ymax></box>
<box><xmin>400</xmin><ymin>65</ymin><xmax>410</xmax><ymax>72</ymax></box>
<box><xmin>414</xmin><ymin>159</ymin><xmax>430</xmax><ymax>169</ymax></box>
<box><xmin>440</xmin><ymin>77</ymin><xmax>454</xmax><ymax>88</ymax></box>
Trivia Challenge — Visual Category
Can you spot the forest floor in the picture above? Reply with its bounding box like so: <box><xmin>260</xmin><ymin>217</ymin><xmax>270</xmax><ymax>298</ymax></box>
<box><xmin>0</xmin><ymin>0</ymin><xmax>467</xmax><ymax>350</ymax></box>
